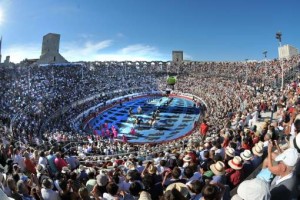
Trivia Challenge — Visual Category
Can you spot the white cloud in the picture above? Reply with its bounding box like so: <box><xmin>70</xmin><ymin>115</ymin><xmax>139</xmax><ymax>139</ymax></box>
<box><xmin>63</xmin><ymin>42</ymin><xmax>166</xmax><ymax>61</ymax></box>
<box><xmin>183</xmin><ymin>53</ymin><xmax>193</xmax><ymax>60</ymax></box>
<box><xmin>0</xmin><ymin>0</ymin><xmax>12</xmax><ymax>27</ymax></box>
<box><xmin>3</xmin><ymin>43</ymin><xmax>40</xmax><ymax>63</ymax></box>
<box><xmin>62</xmin><ymin>40</ymin><xmax>113</xmax><ymax>60</ymax></box>
<box><xmin>4</xmin><ymin>39</ymin><xmax>168</xmax><ymax>63</ymax></box>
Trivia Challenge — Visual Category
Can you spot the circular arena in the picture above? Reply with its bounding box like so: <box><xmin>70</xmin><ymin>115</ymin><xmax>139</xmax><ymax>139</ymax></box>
<box><xmin>1</xmin><ymin>55</ymin><xmax>300</xmax><ymax>200</ymax></box>
<box><xmin>82</xmin><ymin>94</ymin><xmax>201</xmax><ymax>143</ymax></box>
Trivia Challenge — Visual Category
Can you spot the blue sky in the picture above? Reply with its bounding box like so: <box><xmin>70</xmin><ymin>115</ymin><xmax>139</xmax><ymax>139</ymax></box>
<box><xmin>0</xmin><ymin>0</ymin><xmax>299</xmax><ymax>63</ymax></box>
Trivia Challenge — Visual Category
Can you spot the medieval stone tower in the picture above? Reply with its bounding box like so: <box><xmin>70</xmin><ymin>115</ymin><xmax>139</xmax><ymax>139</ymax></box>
<box><xmin>37</xmin><ymin>33</ymin><xmax>67</xmax><ymax>64</ymax></box>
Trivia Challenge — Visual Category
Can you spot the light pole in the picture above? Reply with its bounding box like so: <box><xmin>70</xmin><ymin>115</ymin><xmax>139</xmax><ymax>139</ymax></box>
<box><xmin>263</xmin><ymin>51</ymin><xmax>268</xmax><ymax>59</ymax></box>
<box><xmin>276</xmin><ymin>32</ymin><xmax>283</xmax><ymax>90</ymax></box>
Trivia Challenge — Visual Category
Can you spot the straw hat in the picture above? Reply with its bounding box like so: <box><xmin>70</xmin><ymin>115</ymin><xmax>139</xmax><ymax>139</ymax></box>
<box><xmin>225</xmin><ymin>147</ymin><xmax>235</xmax><ymax>158</ymax></box>
<box><xmin>148</xmin><ymin>164</ymin><xmax>157</xmax><ymax>174</ymax></box>
<box><xmin>210</xmin><ymin>161</ymin><xmax>225</xmax><ymax>175</ymax></box>
<box><xmin>240</xmin><ymin>150</ymin><xmax>253</xmax><ymax>161</ymax></box>
<box><xmin>61</xmin><ymin>166</ymin><xmax>71</xmax><ymax>174</ymax></box>
<box><xmin>252</xmin><ymin>145</ymin><xmax>263</xmax><ymax>157</ymax></box>
<box><xmin>36</xmin><ymin>164</ymin><xmax>46</xmax><ymax>174</ymax></box>
<box><xmin>165</xmin><ymin>182</ymin><xmax>190</xmax><ymax>198</ymax></box>
<box><xmin>183</xmin><ymin>155</ymin><xmax>192</xmax><ymax>162</ymax></box>
<box><xmin>129</xmin><ymin>154</ymin><xmax>135</xmax><ymax>159</ymax></box>
<box><xmin>228</xmin><ymin>156</ymin><xmax>243</xmax><ymax>170</ymax></box>
<box><xmin>124</xmin><ymin>161</ymin><xmax>133</xmax><ymax>169</ymax></box>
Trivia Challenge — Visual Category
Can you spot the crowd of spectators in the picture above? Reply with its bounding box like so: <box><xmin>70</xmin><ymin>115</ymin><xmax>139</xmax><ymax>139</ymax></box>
<box><xmin>0</xmin><ymin>54</ymin><xmax>300</xmax><ymax>200</ymax></box>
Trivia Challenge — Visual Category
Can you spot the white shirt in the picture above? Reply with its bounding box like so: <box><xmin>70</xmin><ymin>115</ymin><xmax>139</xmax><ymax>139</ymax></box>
<box><xmin>273</xmin><ymin>173</ymin><xmax>293</xmax><ymax>186</ymax></box>
<box><xmin>103</xmin><ymin>192</ymin><xmax>121</xmax><ymax>200</ymax></box>
<box><xmin>38</xmin><ymin>157</ymin><xmax>48</xmax><ymax>166</ymax></box>
<box><xmin>41</xmin><ymin>188</ymin><xmax>61</xmax><ymax>200</ymax></box>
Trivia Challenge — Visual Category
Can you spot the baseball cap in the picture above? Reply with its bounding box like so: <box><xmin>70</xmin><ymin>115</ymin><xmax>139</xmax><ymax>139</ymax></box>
<box><xmin>275</xmin><ymin>148</ymin><xmax>298</xmax><ymax>167</ymax></box>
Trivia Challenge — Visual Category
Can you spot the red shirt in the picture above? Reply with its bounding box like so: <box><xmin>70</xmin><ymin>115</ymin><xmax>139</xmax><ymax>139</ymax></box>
<box><xmin>200</xmin><ymin>123</ymin><xmax>209</xmax><ymax>136</ymax></box>
<box><xmin>24</xmin><ymin>158</ymin><xmax>36</xmax><ymax>174</ymax></box>
<box><xmin>54</xmin><ymin>157</ymin><xmax>68</xmax><ymax>171</ymax></box>
<box><xmin>222</xmin><ymin>137</ymin><xmax>230</xmax><ymax>148</ymax></box>
<box><xmin>226</xmin><ymin>168</ymin><xmax>244</xmax><ymax>187</ymax></box>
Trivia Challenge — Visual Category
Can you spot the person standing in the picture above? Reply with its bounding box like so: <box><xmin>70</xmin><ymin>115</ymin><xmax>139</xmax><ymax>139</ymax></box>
<box><xmin>200</xmin><ymin>119</ymin><xmax>209</xmax><ymax>141</ymax></box>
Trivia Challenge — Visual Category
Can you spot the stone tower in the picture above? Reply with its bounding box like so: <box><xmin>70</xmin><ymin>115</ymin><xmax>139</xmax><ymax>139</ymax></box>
<box><xmin>37</xmin><ymin>33</ymin><xmax>67</xmax><ymax>64</ymax></box>
<box><xmin>172</xmin><ymin>51</ymin><xmax>183</xmax><ymax>64</ymax></box>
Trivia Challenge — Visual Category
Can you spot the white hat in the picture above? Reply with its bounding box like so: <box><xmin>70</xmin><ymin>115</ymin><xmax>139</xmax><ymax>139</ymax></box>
<box><xmin>129</xmin><ymin>154</ymin><xmax>135</xmax><ymax>159</ymax></box>
<box><xmin>228</xmin><ymin>156</ymin><xmax>243</xmax><ymax>170</ymax></box>
<box><xmin>183</xmin><ymin>155</ymin><xmax>192</xmax><ymax>162</ymax></box>
<box><xmin>235</xmin><ymin>178</ymin><xmax>270</xmax><ymax>200</ymax></box>
<box><xmin>225</xmin><ymin>147</ymin><xmax>235</xmax><ymax>157</ymax></box>
<box><xmin>275</xmin><ymin>148</ymin><xmax>299</xmax><ymax>167</ymax></box>
<box><xmin>204</xmin><ymin>142</ymin><xmax>210</xmax><ymax>148</ymax></box>
<box><xmin>61</xmin><ymin>166</ymin><xmax>71</xmax><ymax>174</ymax></box>
<box><xmin>210</xmin><ymin>161</ymin><xmax>225</xmax><ymax>175</ymax></box>
<box><xmin>240</xmin><ymin>150</ymin><xmax>253</xmax><ymax>161</ymax></box>
<box><xmin>139</xmin><ymin>191</ymin><xmax>152</xmax><ymax>200</ymax></box>
<box><xmin>257</xmin><ymin>141</ymin><xmax>264</xmax><ymax>149</ymax></box>
<box><xmin>165</xmin><ymin>182</ymin><xmax>190</xmax><ymax>198</ymax></box>
<box><xmin>205</xmin><ymin>137</ymin><xmax>212</xmax><ymax>143</ymax></box>
<box><xmin>252</xmin><ymin>144</ymin><xmax>263</xmax><ymax>157</ymax></box>
<box><xmin>124</xmin><ymin>161</ymin><xmax>133</xmax><ymax>169</ymax></box>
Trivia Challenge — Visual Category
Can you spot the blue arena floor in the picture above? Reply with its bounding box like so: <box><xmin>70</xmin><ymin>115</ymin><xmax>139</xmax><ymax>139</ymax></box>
<box><xmin>86</xmin><ymin>96</ymin><xmax>200</xmax><ymax>143</ymax></box>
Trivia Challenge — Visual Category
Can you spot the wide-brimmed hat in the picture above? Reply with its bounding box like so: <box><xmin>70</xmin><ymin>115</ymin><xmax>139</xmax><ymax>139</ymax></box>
<box><xmin>78</xmin><ymin>165</ymin><xmax>86</xmax><ymax>171</ymax></box>
<box><xmin>139</xmin><ymin>191</ymin><xmax>152</xmax><ymax>200</ymax></box>
<box><xmin>129</xmin><ymin>154</ymin><xmax>135</xmax><ymax>159</ymax></box>
<box><xmin>61</xmin><ymin>166</ymin><xmax>71</xmax><ymax>174</ymax></box>
<box><xmin>148</xmin><ymin>164</ymin><xmax>157</xmax><ymax>174</ymax></box>
<box><xmin>124</xmin><ymin>161</ymin><xmax>133</xmax><ymax>169</ymax></box>
<box><xmin>210</xmin><ymin>161</ymin><xmax>225</xmax><ymax>175</ymax></box>
<box><xmin>183</xmin><ymin>155</ymin><xmax>192</xmax><ymax>162</ymax></box>
<box><xmin>205</xmin><ymin>137</ymin><xmax>212</xmax><ymax>143</ymax></box>
<box><xmin>228</xmin><ymin>156</ymin><xmax>243</xmax><ymax>170</ymax></box>
<box><xmin>257</xmin><ymin>141</ymin><xmax>264</xmax><ymax>149</ymax></box>
<box><xmin>252</xmin><ymin>145</ymin><xmax>263</xmax><ymax>157</ymax></box>
<box><xmin>240</xmin><ymin>150</ymin><xmax>253</xmax><ymax>161</ymax></box>
<box><xmin>165</xmin><ymin>182</ymin><xmax>190</xmax><ymax>198</ymax></box>
<box><xmin>185</xmin><ymin>147</ymin><xmax>193</xmax><ymax>153</ymax></box>
<box><xmin>36</xmin><ymin>164</ymin><xmax>46</xmax><ymax>174</ymax></box>
<box><xmin>225</xmin><ymin>147</ymin><xmax>235</xmax><ymax>157</ymax></box>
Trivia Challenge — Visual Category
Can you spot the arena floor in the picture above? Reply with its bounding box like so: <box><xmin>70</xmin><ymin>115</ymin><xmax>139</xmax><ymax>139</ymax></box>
<box><xmin>86</xmin><ymin>96</ymin><xmax>200</xmax><ymax>143</ymax></box>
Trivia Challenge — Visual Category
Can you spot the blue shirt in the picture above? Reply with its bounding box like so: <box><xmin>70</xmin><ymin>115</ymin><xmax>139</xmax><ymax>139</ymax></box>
<box><xmin>251</xmin><ymin>156</ymin><xmax>262</xmax><ymax>169</ymax></box>
<box><xmin>211</xmin><ymin>175</ymin><xmax>226</xmax><ymax>184</ymax></box>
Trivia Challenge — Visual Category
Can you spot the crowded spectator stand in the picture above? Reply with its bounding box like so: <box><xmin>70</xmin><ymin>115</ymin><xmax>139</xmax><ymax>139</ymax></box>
<box><xmin>0</xmin><ymin>55</ymin><xmax>299</xmax><ymax>199</ymax></box>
